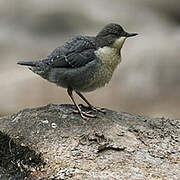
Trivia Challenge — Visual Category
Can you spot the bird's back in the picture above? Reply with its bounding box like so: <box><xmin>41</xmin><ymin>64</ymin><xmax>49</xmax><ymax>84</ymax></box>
<box><xmin>46</xmin><ymin>35</ymin><xmax>97</xmax><ymax>68</ymax></box>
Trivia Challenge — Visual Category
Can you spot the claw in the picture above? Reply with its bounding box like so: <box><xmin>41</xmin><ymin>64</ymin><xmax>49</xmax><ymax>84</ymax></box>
<box><xmin>73</xmin><ymin>109</ymin><xmax>96</xmax><ymax>119</ymax></box>
<box><xmin>90</xmin><ymin>106</ymin><xmax>106</xmax><ymax>114</ymax></box>
<box><xmin>78</xmin><ymin>104</ymin><xmax>106</xmax><ymax>114</ymax></box>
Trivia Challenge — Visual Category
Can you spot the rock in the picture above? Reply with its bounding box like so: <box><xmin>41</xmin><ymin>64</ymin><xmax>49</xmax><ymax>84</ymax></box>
<box><xmin>0</xmin><ymin>104</ymin><xmax>179</xmax><ymax>179</ymax></box>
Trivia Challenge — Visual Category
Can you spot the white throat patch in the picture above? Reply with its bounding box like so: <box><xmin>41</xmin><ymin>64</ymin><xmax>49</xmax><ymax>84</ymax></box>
<box><xmin>112</xmin><ymin>36</ymin><xmax>127</xmax><ymax>49</ymax></box>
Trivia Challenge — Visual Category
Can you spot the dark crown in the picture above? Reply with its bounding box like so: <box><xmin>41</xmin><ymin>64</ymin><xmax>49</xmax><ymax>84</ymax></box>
<box><xmin>96</xmin><ymin>23</ymin><xmax>126</xmax><ymax>38</ymax></box>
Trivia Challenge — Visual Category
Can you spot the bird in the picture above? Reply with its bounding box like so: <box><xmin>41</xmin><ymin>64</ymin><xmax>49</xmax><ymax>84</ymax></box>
<box><xmin>17</xmin><ymin>23</ymin><xmax>138</xmax><ymax>119</ymax></box>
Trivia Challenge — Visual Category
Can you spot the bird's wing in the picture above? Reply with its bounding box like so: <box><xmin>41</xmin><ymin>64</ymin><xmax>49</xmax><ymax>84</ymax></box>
<box><xmin>44</xmin><ymin>35</ymin><xmax>97</xmax><ymax>68</ymax></box>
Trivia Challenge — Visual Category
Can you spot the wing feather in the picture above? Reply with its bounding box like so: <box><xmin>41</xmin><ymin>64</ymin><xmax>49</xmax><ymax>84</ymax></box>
<box><xmin>44</xmin><ymin>35</ymin><xmax>96</xmax><ymax>68</ymax></box>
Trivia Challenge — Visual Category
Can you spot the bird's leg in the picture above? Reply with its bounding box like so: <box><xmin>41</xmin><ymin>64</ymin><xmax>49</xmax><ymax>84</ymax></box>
<box><xmin>75</xmin><ymin>91</ymin><xmax>106</xmax><ymax>113</ymax></box>
<box><xmin>67</xmin><ymin>88</ymin><xmax>96</xmax><ymax>119</ymax></box>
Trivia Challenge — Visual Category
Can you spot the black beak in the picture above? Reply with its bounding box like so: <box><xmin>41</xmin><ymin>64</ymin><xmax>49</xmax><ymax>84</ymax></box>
<box><xmin>125</xmin><ymin>32</ymin><xmax>138</xmax><ymax>37</ymax></box>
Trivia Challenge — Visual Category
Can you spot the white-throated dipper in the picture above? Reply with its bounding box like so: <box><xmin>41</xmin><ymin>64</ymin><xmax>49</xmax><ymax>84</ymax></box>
<box><xmin>18</xmin><ymin>23</ymin><xmax>138</xmax><ymax>119</ymax></box>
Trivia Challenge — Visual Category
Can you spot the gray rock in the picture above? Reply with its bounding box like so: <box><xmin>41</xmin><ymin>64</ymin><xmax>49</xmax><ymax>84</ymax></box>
<box><xmin>0</xmin><ymin>104</ymin><xmax>179</xmax><ymax>179</ymax></box>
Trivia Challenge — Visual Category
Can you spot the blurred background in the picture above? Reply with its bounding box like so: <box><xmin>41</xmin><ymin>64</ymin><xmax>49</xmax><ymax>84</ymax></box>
<box><xmin>0</xmin><ymin>0</ymin><xmax>180</xmax><ymax>118</ymax></box>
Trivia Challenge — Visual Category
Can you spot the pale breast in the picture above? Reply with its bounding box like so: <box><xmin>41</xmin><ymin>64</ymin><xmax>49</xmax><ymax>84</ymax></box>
<box><xmin>95</xmin><ymin>46</ymin><xmax>121</xmax><ymax>71</ymax></box>
<box><xmin>92</xmin><ymin>46</ymin><xmax>121</xmax><ymax>88</ymax></box>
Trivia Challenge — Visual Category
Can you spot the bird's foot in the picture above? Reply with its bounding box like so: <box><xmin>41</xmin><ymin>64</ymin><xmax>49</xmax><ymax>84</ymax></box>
<box><xmin>79</xmin><ymin>104</ymin><xmax>106</xmax><ymax>114</ymax></box>
<box><xmin>73</xmin><ymin>109</ymin><xmax>96</xmax><ymax>119</ymax></box>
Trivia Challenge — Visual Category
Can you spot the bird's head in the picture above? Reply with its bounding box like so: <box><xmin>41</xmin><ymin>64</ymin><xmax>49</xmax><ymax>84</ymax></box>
<box><xmin>96</xmin><ymin>23</ymin><xmax>138</xmax><ymax>49</ymax></box>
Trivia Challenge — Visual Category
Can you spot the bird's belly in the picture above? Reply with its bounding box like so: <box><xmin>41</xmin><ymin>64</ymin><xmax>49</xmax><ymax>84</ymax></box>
<box><xmin>77</xmin><ymin>59</ymin><xmax>121</xmax><ymax>92</ymax></box>
<box><xmin>81</xmin><ymin>65</ymin><xmax>114</xmax><ymax>92</ymax></box>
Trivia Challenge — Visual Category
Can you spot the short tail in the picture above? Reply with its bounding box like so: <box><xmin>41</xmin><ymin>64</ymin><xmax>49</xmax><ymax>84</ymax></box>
<box><xmin>17</xmin><ymin>60</ymin><xmax>37</xmax><ymax>67</ymax></box>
